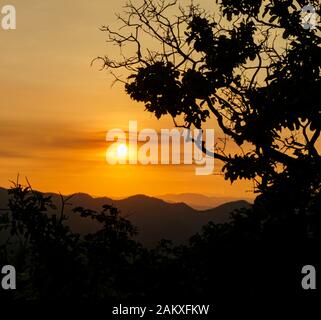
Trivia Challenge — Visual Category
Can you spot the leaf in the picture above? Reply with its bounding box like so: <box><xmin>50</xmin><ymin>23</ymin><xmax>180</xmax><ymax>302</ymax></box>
<box><xmin>282</xmin><ymin>30</ymin><xmax>289</xmax><ymax>39</ymax></box>
<box><xmin>262</xmin><ymin>5</ymin><xmax>270</xmax><ymax>18</ymax></box>
<box><xmin>269</xmin><ymin>15</ymin><xmax>277</xmax><ymax>23</ymax></box>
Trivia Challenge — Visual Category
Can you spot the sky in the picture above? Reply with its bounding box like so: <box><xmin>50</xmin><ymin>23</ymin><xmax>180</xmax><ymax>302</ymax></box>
<box><xmin>0</xmin><ymin>0</ymin><xmax>254</xmax><ymax>199</ymax></box>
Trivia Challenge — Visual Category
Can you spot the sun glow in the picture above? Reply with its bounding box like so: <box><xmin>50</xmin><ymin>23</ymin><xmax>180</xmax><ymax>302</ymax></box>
<box><xmin>116</xmin><ymin>143</ymin><xmax>128</xmax><ymax>159</ymax></box>
<box><xmin>106</xmin><ymin>142</ymin><xmax>131</xmax><ymax>164</ymax></box>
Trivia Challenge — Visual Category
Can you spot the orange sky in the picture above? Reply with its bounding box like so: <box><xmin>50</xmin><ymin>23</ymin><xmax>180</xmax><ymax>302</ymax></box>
<box><xmin>0</xmin><ymin>0</ymin><xmax>254</xmax><ymax>199</ymax></box>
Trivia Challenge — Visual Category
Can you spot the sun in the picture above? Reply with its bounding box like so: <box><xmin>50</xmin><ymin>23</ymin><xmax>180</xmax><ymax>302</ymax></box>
<box><xmin>116</xmin><ymin>143</ymin><xmax>128</xmax><ymax>159</ymax></box>
<box><xmin>106</xmin><ymin>142</ymin><xmax>130</xmax><ymax>164</ymax></box>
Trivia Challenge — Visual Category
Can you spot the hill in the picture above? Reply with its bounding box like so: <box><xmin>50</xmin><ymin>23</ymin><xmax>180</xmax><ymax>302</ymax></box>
<box><xmin>159</xmin><ymin>193</ymin><xmax>253</xmax><ymax>210</ymax></box>
<box><xmin>0</xmin><ymin>187</ymin><xmax>251</xmax><ymax>246</ymax></box>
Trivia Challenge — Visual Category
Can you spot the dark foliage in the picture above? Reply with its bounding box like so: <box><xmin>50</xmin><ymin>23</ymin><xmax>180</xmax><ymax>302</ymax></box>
<box><xmin>1</xmin><ymin>0</ymin><xmax>320</xmax><ymax>307</ymax></box>
<box><xmin>97</xmin><ymin>0</ymin><xmax>321</xmax><ymax>227</ymax></box>
<box><xmin>0</xmin><ymin>182</ymin><xmax>319</xmax><ymax>302</ymax></box>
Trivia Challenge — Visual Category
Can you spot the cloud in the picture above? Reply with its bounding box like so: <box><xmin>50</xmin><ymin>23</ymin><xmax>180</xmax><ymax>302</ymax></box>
<box><xmin>0</xmin><ymin>150</ymin><xmax>29</xmax><ymax>159</ymax></box>
<box><xmin>44</xmin><ymin>130</ymin><xmax>106</xmax><ymax>150</ymax></box>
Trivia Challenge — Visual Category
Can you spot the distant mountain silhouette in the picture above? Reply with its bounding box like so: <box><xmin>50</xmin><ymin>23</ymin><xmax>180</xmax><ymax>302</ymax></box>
<box><xmin>159</xmin><ymin>193</ymin><xmax>253</xmax><ymax>210</ymax></box>
<box><xmin>0</xmin><ymin>187</ymin><xmax>6</xmax><ymax>203</ymax></box>
<box><xmin>0</xmin><ymin>187</ymin><xmax>251</xmax><ymax>246</ymax></box>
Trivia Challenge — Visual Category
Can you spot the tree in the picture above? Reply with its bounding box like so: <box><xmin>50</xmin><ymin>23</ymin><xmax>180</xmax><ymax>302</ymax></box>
<box><xmin>0</xmin><ymin>183</ymin><xmax>143</xmax><ymax>300</ymax></box>
<box><xmin>97</xmin><ymin>0</ymin><xmax>321</xmax><ymax>237</ymax></box>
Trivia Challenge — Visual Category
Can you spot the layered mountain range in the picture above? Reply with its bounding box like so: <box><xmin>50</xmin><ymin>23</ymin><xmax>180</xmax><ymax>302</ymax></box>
<box><xmin>0</xmin><ymin>187</ymin><xmax>251</xmax><ymax>246</ymax></box>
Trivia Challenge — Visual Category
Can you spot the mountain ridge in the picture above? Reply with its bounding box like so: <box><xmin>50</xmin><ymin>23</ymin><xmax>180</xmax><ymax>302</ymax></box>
<box><xmin>158</xmin><ymin>192</ymin><xmax>253</xmax><ymax>210</ymax></box>
<box><xmin>0</xmin><ymin>187</ymin><xmax>251</xmax><ymax>246</ymax></box>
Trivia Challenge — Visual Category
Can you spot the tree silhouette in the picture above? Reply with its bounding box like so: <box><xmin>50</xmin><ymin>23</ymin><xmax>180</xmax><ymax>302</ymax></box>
<box><xmin>0</xmin><ymin>0</ymin><xmax>320</xmax><ymax>307</ymax></box>
<box><xmin>0</xmin><ymin>183</ymin><xmax>144</xmax><ymax>300</ymax></box>
<box><xmin>98</xmin><ymin>0</ymin><xmax>321</xmax><ymax>238</ymax></box>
